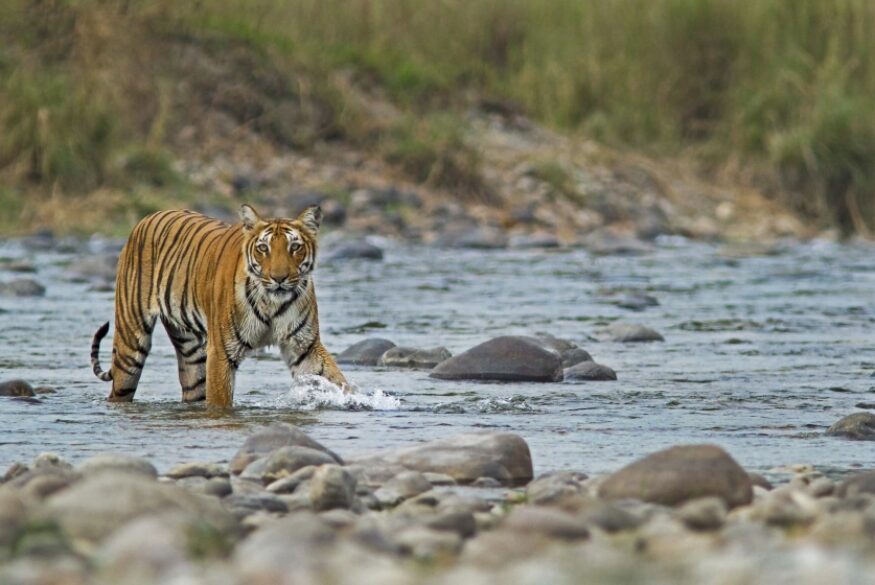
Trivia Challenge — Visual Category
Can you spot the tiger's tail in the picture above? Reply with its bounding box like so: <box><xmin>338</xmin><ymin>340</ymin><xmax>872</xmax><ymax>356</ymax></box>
<box><xmin>91</xmin><ymin>321</ymin><xmax>113</xmax><ymax>381</ymax></box>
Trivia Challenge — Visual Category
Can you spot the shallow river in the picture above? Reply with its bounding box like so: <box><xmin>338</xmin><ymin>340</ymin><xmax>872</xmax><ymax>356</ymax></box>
<box><xmin>1</xmin><ymin>236</ymin><xmax>874</xmax><ymax>478</ymax></box>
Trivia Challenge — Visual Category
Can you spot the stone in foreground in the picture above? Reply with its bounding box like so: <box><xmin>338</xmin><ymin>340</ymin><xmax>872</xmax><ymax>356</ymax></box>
<box><xmin>229</xmin><ymin>424</ymin><xmax>342</xmax><ymax>474</ymax></box>
<box><xmin>837</xmin><ymin>470</ymin><xmax>875</xmax><ymax>497</ymax></box>
<box><xmin>598</xmin><ymin>444</ymin><xmax>753</xmax><ymax>508</ymax></box>
<box><xmin>430</xmin><ymin>336</ymin><xmax>563</xmax><ymax>382</ymax></box>
<box><xmin>337</xmin><ymin>338</ymin><xmax>397</xmax><ymax>366</ymax></box>
<box><xmin>564</xmin><ymin>361</ymin><xmax>617</xmax><ymax>381</ymax></box>
<box><xmin>596</xmin><ymin>322</ymin><xmax>664</xmax><ymax>343</ymax></box>
<box><xmin>826</xmin><ymin>412</ymin><xmax>875</xmax><ymax>440</ymax></box>
<box><xmin>45</xmin><ymin>472</ymin><xmax>237</xmax><ymax>543</ymax></box>
<box><xmin>354</xmin><ymin>432</ymin><xmax>533</xmax><ymax>486</ymax></box>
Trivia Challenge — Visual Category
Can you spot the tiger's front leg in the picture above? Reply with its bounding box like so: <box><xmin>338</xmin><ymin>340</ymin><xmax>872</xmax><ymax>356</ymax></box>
<box><xmin>280</xmin><ymin>337</ymin><xmax>349</xmax><ymax>391</ymax></box>
<box><xmin>205</xmin><ymin>340</ymin><xmax>237</xmax><ymax>408</ymax></box>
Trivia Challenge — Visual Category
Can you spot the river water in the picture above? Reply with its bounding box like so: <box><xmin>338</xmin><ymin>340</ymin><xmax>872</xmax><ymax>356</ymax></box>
<box><xmin>1</xmin><ymin>236</ymin><xmax>874</xmax><ymax>478</ymax></box>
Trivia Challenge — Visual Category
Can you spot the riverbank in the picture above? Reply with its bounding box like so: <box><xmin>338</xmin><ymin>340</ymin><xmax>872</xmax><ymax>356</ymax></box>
<box><xmin>2</xmin><ymin>425</ymin><xmax>875</xmax><ymax>585</ymax></box>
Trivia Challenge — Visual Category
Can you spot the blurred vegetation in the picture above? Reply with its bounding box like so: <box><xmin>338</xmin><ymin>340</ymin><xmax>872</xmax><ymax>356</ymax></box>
<box><xmin>1</xmin><ymin>0</ymin><xmax>874</xmax><ymax>235</ymax></box>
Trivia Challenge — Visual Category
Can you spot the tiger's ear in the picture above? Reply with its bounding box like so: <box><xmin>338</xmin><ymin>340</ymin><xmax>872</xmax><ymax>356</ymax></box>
<box><xmin>297</xmin><ymin>205</ymin><xmax>322</xmax><ymax>235</ymax></box>
<box><xmin>240</xmin><ymin>204</ymin><xmax>262</xmax><ymax>231</ymax></box>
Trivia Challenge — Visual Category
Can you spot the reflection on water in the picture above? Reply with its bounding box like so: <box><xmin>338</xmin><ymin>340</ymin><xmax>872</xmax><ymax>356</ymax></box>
<box><xmin>1</xmin><ymin>237</ymin><xmax>875</xmax><ymax>477</ymax></box>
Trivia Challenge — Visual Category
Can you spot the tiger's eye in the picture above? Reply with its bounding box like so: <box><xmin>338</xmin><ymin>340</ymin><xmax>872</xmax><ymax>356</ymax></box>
<box><xmin>256</xmin><ymin>243</ymin><xmax>269</xmax><ymax>254</ymax></box>
<box><xmin>290</xmin><ymin>242</ymin><xmax>302</xmax><ymax>252</ymax></box>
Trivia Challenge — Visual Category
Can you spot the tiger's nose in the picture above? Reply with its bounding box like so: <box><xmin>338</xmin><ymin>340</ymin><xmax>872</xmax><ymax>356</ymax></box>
<box><xmin>270</xmin><ymin>271</ymin><xmax>289</xmax><ymax>282</ymax></box>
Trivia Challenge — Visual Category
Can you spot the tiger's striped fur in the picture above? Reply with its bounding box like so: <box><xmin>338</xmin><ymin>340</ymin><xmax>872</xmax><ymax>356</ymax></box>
<box><xmin>90</xmin><ymin>204</ymin><xmax>348</xmax><ymax>407</ymax></box>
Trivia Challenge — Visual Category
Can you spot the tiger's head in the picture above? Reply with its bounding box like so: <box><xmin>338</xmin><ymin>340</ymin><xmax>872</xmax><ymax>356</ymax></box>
<box><xmin>239</xmin><ymin>204</ymin><xmax>322</xmax><ymax>294</ymax></box>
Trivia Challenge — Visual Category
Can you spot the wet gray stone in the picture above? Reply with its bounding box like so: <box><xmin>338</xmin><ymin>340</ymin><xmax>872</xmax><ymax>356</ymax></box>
<box><xmin>0</xmin><ymin>278</ymin><xmax>45</xmax><ymax>297</ymax></box>
<box><xmin>266</xmin><ymin>466</ymin><xmax>317</xmax><ymax>494</ymax></box>
<box><xmin>355</xmin><ymin>432</ymin><xmax>533</xmax><ymax>485</ymax></box>
<box><xmin>78</xmin><ymin>454</ymin><xmax>158</xmax><ymax>478</ymax></box>
<box><xmin>374</xmin><ymin>471</ymin><xmax>432</xmax><ymax>507</ymax></box>
<box><xmin>580</xmin><ymin>229</ymin><xmax>653</xmax><ymax>255</ymax></box>
<box><xmin>508</xmin><ymin>233</ymin><xmax>561</xmax><ymax>249</ymax></box>
<box><xmin>827</xmin><ymin>412</ymin><xmax>875</xmax><ymax>440</ymax></box>
<box><xmin>378</xmin><ymin>346</ymin><xmax>452</xmax><ymax>369</ymax></box>
<box><xmin>430</xmin><ymin>336</ymin><xmax>563</xmax><ymax>382</ymax></box>
<box><xmin>165</xmin><ymin>462</ymin><xmax>228</xmax><ymax>479</ymax></box>
<box><xmin>309</xmin><ymin>465</ymin><xmax>357</xmax><ymax>511</ymax></box>
<box><xmin>66</xmin><ymin>254</ymin><xmax>118</xmax><ymax>283</ymax></box>
<box><xmin>337</xmin><ymin>338</ymin><xmax>397</xmax><ymax>366</ymax></box>
<box><xmin>837</xmin><ymin>471</ymin><xmax>875</xmax><ymax>497</ymax></box>
<box><xmin>45</xmin><ymin>472</ymin><xmax>237</xmax><ymax>543</ymax></box>
<box><xmin>560</xmin><ymin>347</ymin><xmax>594</xmax><ymax>368</ymax></box>
<box><xmin>564</xmin><ymin>361</ymin><xmax>617</xmax><ymax>381</ymax></box>
<box><xmin>225</xmin><ymin>493</ymin><xmax>289</xmax><ymax>517</ymax></box>
<box><xmin>596</xmin><ymin>322</ymin><xmax>664</xmax><ymax>343</ymax></box>
<box><xmin>599</xmin><ymin>444</ymin><xmax>753</xmax><ymax>508</ymax></box>
<box><xmin>229</xmin><ymin>424</ymin><xmax>342</xmax><ymax>474</ymax></box>
<box><xmin>0</xmin><ymin>380</ymin><xmax>35</xmax><ymax>397</ymax></box>
<box><xmin>324</xmin><ymin>240</ymin><xmax>384</xmax><ymax>262</ymax></box>
<box><xmin>678</xmin><ymin>497</ymin><xmax>727</xmax><ymax>531</ymax></box>
<box><xmin>526</xmin><ymin>471</ymin><xmax>588</xmax><ymax>506</ymax></box>
<box><xmin>438</xmin><ymin>226</ymin><xmax>508</xmax><ymax>250</ymax></box>
<box><xmin>252</xmin><ymin>446</ymin><xmax>338</xmax><ymax>483</ymax></box>
<box><xmin>501</xmin><ymin>506</ymin><xmax>589</xmax><ymax>541</ymax></box>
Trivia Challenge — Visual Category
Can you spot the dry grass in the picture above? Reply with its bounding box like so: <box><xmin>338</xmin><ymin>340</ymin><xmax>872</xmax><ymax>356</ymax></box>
<box><xmin>1</xmin><ymin>0</ymin><xmax>874</xmax><ymax>234</ymax></box>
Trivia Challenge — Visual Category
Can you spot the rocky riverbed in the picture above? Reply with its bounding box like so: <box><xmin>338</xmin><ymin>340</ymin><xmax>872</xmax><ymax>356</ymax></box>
<box><xmin>2</xmin><ymin>425</ymin><xmax>875</xmax><ymax>585</ymax></box>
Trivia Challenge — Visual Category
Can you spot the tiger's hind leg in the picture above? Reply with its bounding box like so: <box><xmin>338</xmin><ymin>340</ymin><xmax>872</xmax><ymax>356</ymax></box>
<box><xmin>108</xmin><ymin>313</ymin><xmax>157</xmax><ymax>402</ymax></box>
<box><xmin>163</xmin><ymin>320</ymin><xmax>207</xmax><ymax>402</ymax></box>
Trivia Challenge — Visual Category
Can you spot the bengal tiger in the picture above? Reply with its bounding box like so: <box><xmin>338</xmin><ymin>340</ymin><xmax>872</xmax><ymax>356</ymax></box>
<box><xmin>90</xmin><ymin>204</ymin><xmax>348</xmax><ymax>407</ymax></box>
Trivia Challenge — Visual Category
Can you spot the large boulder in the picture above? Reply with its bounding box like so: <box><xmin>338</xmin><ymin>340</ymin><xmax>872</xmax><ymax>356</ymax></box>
<box><xmin>337</xmin><ymin>339</ymin><xmax>397</xmax><ymax>366</ymax></box>
<box><xmin>598</xmin><ymin>444</ymin><xmax>753</xmax><ymax>508</ymax></box>
<box><xmin>826</xmin><ymin>412</ymin><xmax>875</xmax><ymax>440</ymax></box>
<box><xmin>430</xmin><ymin>336</ymin><xmax>563</xmax><ymax>382</ymax></box>
<box><xmin>229</xmin><ymin>424</ymin><xmax>341</xmax><ymax>475</ymax></box>
<box><xmin>354</xmin><ymin>432</ymin><xmax>533</xmax><ymax>486</ymax></box>
<box><xmin>45</xmin><ymin>472</ymin><xmax>237</xmax><ymax>544</ymax></box>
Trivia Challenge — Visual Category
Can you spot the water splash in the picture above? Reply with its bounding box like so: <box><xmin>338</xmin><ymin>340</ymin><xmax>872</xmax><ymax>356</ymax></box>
<box><xmin>275</xmin><ymin>375</ymin><xmax>401</xmax><ymax>411</ymax></box>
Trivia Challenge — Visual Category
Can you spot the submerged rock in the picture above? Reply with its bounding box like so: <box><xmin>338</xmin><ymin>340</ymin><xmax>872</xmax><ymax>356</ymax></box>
<box><xmin>430</xmin><ymin>336</ymin><xmax>563</xmax><ymax>382</ymax></box>
<box><xmin>337</xmin><ymin>338</ymin><xmax>397</xmax><ymax>366</ymax></box>
<box><xmin>324</xmin><ymin>240</ymin><xmax>384</xmax><ymax>262</ymax></box>
<box><xmin>596</xmin><ymin>322</ymin><xmax>664</xmax><ymax>343</ymax></box>
<box><xmin>354</xmin><ymin>432</ymin><xmax>533</xmax><ymax>485</ymax></box>
<box><xmin>229</xmin><ymin>424</ymin><xmax>342</xmax><ymax>475</ymax></box>
<box><xmin>0</xmin><ymin>379</ymin><xmax>36</xmax><ymax>397</ymax></box>
<box><xmin>378</xmin><ymin>346</ymin><xmax>452</xmax><ymax>369</ymax></box>
<box><xmin>564</xmin><ymin>361</ymin><xmax>617</xmax><ymax>381</ymax></box>
<box><xmin>826</xmin><ymin>412</ymin><xmax>875</xmax><ymax>440</ymax></box>
<box><xmin>0</xmin><ymin>278</ymin><xmax>45</xmax><ymax>297</ymax></box>
<box><xmin>598</xmin><ymin>444</ymin><xmax>753</xmax><ymax>508</ymax></box>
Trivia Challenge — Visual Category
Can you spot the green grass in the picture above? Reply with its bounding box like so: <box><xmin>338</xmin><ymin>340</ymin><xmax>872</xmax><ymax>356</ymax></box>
<box><xmin>1</xmin><ymin>0</ymin><xmax>874</xmax><ymax>233</ymax></box>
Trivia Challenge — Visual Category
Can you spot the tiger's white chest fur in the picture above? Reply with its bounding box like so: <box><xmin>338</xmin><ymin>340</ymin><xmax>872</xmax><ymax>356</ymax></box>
<box><xmin>234</xmin><ymin>278</ymin><xmax>314</xmax><ymax>356</ymax></box>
